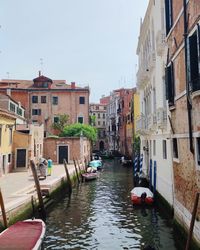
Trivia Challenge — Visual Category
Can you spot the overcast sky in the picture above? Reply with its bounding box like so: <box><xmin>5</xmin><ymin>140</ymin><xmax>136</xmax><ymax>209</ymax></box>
<box><xmin>0</xmin><ymin>0</ymin><xmax>148</xmax><ymax>102</ymax></box>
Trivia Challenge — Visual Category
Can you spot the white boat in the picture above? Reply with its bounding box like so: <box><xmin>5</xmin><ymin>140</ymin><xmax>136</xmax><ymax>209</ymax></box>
<box><xmin>131</xmin><ymin>187</ymin><xmax>154</xmax><ymax>205</ymax></box>
<box><xmin>0</xmin><ymin>219</ymin><xmax>46</xmax><ymax>250</ymax></box>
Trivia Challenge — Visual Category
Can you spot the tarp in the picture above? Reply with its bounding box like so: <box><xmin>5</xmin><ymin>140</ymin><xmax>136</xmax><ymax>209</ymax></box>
<box><xmin>0</xmin><ymin>221</ymin><xmax>43</xmax><ymax>249</ymax></box>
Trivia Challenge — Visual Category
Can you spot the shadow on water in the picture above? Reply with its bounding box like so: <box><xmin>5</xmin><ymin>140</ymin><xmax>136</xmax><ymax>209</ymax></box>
<box><xmin>43</xmin><ymin>159</ymin><xmax>179</xmax><ymax>250</ymax></box>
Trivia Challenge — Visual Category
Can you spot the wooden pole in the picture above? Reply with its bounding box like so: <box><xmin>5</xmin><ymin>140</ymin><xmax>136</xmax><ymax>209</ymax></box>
<box><xmin>63</xmin><ymin>159</ymin><xmax>72</xmax><ymax>194</ymax></box>
<box><xmin>30</xmin><ymin>160</ymin><xmax>46</xmax><ymax>220</ymax></box>
<box><xmin>76</xmin><ymin>158</ymin><xmax>82</xmax><ymax>173</ymax></box>
<box><xmin>84</xmin><ymin>157</ymin><xmax>88</xmax><ymax>172</ymax></box>
<box><xmin>185</xmin><ymin>192</ymin><xmax>200</xmax><ymax>250</ymax></box>
<box><xmin>73</xmin><ymin>158</ymin><xmax>80</xmax><ymax>183</ymax></box>
<box><xmin>0</xmin><ymin>188</ymin><xmax>8</xmax><ymax>228</ymax></box>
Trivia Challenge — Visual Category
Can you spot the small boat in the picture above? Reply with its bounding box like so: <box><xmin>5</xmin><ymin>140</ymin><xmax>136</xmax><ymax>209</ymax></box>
<box><xmin>81</xmin><ymin>172</ymin><xmax>98</xmax><ymax>181</ymax></box>
<box><xmin>131</xmin><ymin>187</ymin><xmax>154</xmax><ymax>205</ymax></box>
<box><xmin>0</xmin><ymin>219</ymin><xmax>46</xmax><ymax>250</ymax></box>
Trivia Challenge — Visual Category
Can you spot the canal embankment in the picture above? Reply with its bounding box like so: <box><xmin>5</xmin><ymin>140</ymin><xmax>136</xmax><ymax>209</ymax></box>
<box><xmin>0</xmin><ymin>162</ymin><xmax>83</xmax><ymax>230</ymax></box>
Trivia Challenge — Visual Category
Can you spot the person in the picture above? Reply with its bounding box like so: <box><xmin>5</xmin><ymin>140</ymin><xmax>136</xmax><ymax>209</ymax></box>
<box><xmin>38</xmin><ymin>158</ymin><xmax>47</xmax><ymax>179</ymax></box>
<box><xmin>47</xmin><ymin>157</ymin><xmax>53</xmax><ymax>176</ymax></box>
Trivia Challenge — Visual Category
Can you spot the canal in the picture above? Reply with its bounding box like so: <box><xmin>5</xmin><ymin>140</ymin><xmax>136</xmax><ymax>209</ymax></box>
<box><xmin>44</xmin><ymin>159</ymin><xmax>179</xmax><ymax>250</ymax></box>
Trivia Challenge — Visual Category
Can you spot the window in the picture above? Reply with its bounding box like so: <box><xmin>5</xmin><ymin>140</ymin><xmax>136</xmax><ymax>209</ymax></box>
<box><xmin>17</xmin><ymin>107</ymin><xmax>22</xmax><ymax>116</ymax></box>
<box><xmin>32</xmin><ymin>96</ymin><xmax>38</xmax><ymax>103</ymax></box>
<box><xmin>196</xmin><ymin>137</ymin><xmax>200</xmax><ymax>166</ymax></box>
<box><xmin>32</xmin><ymin>109</ymin><xmax>41</xmax><ymax>115</ymax></box>
<box><xmin>79</xmin><ymin>96</ymin><xmax>85</xmax><ymax>104</ymax></box>
<box><xmin>54</xmin><ymin>117</ymin><xmax>59</xmax><ymax>123</ymax></box>
<box><xmin>98</xmin><ymin>121</ymin><xmax>101</xmax><ymax>126</ymax></box>
<box><xmin>153</xmin><ymin>140</ymin><xmax>156</xmax><ymax>156</ymax></box>
<box><xmin>52</xmin><ymin>96</ymin><xmax>58</xmax><ymax>105</ymax></box>
<box><xmin>41</xmin><ymin>96</ymin><xmax>47</xmax><ymax>103</ymax></box>
<box><xmin>9</xmin><ymin>128</ymin><xmax>12</xmax><ymax>144</ymax></box>
<box><xmin>163</xmin><ymin>140</ymin><xmax>167</xmax><ymax>159</ymax></box>
<box><xmin>9</xmin><ymin>102</ymin><xmax>16</xmax><ymax>113</ymax></box>
<box><xmin>103</xmin><ymin>121</ymin><xmax>105</xmax><ymax>126</ymax></box>
<box><xmin>78</xmin><ymin>117</ymin><xmax>83</xmax><ymax>124</ymax></box>
<box><xmin>173</xmin><ymin>138</ymin><xmax>179</xmax><ymax>159</ymax></box>
<box><xmin>103</xmin><ymin>113</ymin><xmax>105</xmax><ymax>119</ymax></box>
<box><xmin>188</xmin><ymin>26</ymin><xmax>200</xmax><ymax>92</ymax></box>
<box><xmin>8</xmin><ymin>154</ymin><xmax>11</xmax><ymax>163</ymax></box>
<box><xmin>98</xmin><ymin>113</ymin><xmax>100</xmax><ymax>118</ymax></box>
<box><xmin>104</xmin><ymin>106</ymin><xmax>106</xmax><ymax>110</ymax></box>
<box><xmin>165</xmin><ymin>62</ymin><xmax>175</xmax><ymax>106</ymax></box>
<box><xmin>165</xmin><ymin>0</ymin><xmax>173</xmax><ymax>35</ymax></box>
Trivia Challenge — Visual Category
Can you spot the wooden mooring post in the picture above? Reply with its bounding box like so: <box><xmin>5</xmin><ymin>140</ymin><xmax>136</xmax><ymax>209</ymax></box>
<box><xmin>76</xmin><ymin>158</ymin><xmax>82</xmax><ymax>173</ymax></box>
<box><xmin>185</xmin><ymin>192</ymin><xmax>200</xmax><ymax>250</ymax></box>
<box><xmin>63</xmin><ymin>159</ymin><xmax>72</xmax><ymax>194</ymax></box>
<box><xmin>30</xmin><ymin>160</ymin><xmax>46</xmax><ymax>220</ymax></box>
<box><xmin>0</xmin><ymin>188</ymin><xmax>8</xmax><ymax>228</ymax></box>
<box><xmin>73</xmin><ymin>158</ymin><xmax>80</xmax><ymax>183</ymax></box>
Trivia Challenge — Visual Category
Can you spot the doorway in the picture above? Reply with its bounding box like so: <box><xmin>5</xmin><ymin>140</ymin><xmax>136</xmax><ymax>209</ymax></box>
<box><xmin>58</xmin><ymin>145</ymin><xmax>68</xmax><ymax>164</ymax></box>
<box><xmin>16</xmin><ymin>149</ymin><xmax>26</xmax><ymax>168</ymax></box>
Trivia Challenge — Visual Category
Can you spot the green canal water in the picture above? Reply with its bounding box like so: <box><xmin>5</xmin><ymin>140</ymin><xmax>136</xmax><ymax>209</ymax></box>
<box><xmin>43</xmin><ymin>159</ymin><xmax>179</xmax><ymax>250</ymax></box>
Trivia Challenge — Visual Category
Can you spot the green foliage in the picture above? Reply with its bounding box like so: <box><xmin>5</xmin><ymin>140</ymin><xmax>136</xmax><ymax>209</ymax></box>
<box><xmin>52</xmin><ymin>114</ymin><xmax>69</xmax><ymax>133</ymax></box>
<box><xmin>60</xmin><ymin>123</ymin><xmax>97</xmax><ymax>142</ymax></box>
<box><xmin>133</xmin><ymin>135</ymin><xmax>140</xmax><ymax>155</ymax></box>
<box><xmin>89</xmin><ymin>115</ymin><xmax>96</xmax><ymax>126</ymax></box>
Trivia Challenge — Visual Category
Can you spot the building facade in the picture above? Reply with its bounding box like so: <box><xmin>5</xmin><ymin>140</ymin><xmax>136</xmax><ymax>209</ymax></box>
<box><xmin>136</xmin><ymin>0</ymin><xmax>174</xmax><ymax>207</ymax></box>
<box><xmin>0</xmin><ymin>109</ymin><xmax>16</xmax><ymax>176</ymax></box>
<box><xmin>89</xmin><ymin>103</ymin><xmax>108</xmax><ymax>152</ymax></box>
<box><xmin>0</xmin><ymin>73</ymin><xmax>90</xmax><ymax>137</ymax></box>
<box><xmin>165</xmin><ymin>0</ymin><xmax>200</xmax><ymax>243</ymax></box>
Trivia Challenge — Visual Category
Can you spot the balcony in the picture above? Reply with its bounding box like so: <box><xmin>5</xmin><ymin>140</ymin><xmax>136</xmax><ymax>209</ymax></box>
<box><xmin>136</xmin><ymin>115</ymin><xmax>147</xmax><ymax>134</ymax></box>
<box><xmin>156</xmin><ymin>31</ymin><xmax>166</xmax><ymax>56</ymax></box>
<box><xmin>156</xmin><ymin>108</ymin><xmax>167</xmax><ymax>129</ymax></box>
<box><xmin>147</xmin><ymin>113</ymin><xmax>157</xmax><ymax>131</ymax></box>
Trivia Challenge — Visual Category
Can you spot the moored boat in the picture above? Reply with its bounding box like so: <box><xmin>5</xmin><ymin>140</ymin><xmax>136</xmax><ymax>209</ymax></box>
<box><xmin>81</xmin><ymin>172</ymin><xmax>98</xmax><ymax>181</ymax></box>
<box><xmin>131</xmin><ymin>187</ymin><xmax>154</xmax><ymax>205</ymax></box>
<box><xmin>89</xmin><ymin>160</ymin><xmax>103</xmax><ymax>170</ymax></box>
<box><xmin>0</xmin><ymin>219</ymin><xmax>46</xmax><ymax>250</ymax></box>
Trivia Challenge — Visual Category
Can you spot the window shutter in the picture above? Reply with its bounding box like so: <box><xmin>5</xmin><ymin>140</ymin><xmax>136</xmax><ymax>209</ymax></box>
<box><xmin>197</xmin><ymin>23</ymin><xmax>200</xmax><ymax>76</ymax></box>
<box><xmin>165</xmin><ymin>67</ymin><xmax>169</xmax><ymax>100</ymax></box>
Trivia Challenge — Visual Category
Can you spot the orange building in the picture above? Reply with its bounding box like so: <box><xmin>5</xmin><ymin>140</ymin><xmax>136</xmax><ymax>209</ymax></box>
<box><xmin>0</xmin><ymin>73</ymin><xmax>90</xmax><ymax>136</ymax></box>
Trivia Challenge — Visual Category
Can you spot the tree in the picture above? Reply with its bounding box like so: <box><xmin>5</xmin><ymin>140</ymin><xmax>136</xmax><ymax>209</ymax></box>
<box><xmin>60</xmin><ymin>123</ymin><xmax>97</xmax><ymax>142</ymax></box>
<box><xmin>52</xmin><ymin>114</ymin><xmax>69</xmax><ymax>134</ymax></box>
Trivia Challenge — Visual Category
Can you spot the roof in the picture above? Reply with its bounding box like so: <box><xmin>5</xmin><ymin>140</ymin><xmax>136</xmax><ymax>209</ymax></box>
<box><xmin>0</xmin><ymin>79</ymin><xmax>89</xmax><ymax>91</ymax></box>
<box><xmin>33</xmin><ymin>75</ymin><xmax>53</xmax><ymax>83</ymax></box>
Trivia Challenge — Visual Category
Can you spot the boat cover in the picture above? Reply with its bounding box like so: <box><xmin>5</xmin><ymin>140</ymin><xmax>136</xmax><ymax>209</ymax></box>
<box><xmin>131</xmin><ymin>187</ymin><xmax>153</xmax><ymax>198</ymax></box>
<box><xmin>0</xmin><ymin>221</ymin><xmax>43</xmax><ymax>249</ymax></box>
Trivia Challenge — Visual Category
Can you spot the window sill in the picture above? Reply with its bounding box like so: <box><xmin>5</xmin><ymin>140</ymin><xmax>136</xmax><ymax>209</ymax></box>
<box><xmin>192</xmin><ymin>90</ymin><xmax>200</xmax><ymax>99</ymax></box>
<box><xmin>173</xmin><ymin>158</ymin><xmax>180</xmax><ymax>163</ymax></box>
<box><xmin>169</xmin><ymin>105</ymin><xmax>176</xmax><ymax>111</ymax></box>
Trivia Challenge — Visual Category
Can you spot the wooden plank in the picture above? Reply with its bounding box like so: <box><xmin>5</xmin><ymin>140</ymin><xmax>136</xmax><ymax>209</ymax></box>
<box><xmin>63</xmin><ymin>159</ymin><xmax>72</xmax><ymax>194</ymax></box>
<box><xmin>73</xmin><ymin>158</ymin><xmax>80</xmax><ymax>183</ymax></box>
<box><xmin>185</xmin><ymin>192</ymin><xmax>200</xmax><ymax>250</ymax></box>
<box><xmin>30</xmin><ymin>160</ymin><xmax>46</xmax><ymax>220</ymax></box>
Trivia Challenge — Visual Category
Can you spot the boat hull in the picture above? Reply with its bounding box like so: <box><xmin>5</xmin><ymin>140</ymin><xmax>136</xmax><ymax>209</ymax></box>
<box><xmin>130</xmin><ymin>187</ymin><xmax>154</xmax><ymax>205</ymax></box>
<box><xmin>0</xmin><ymin>219</ymin><xmax>46</xmax><ymax>250</ymax></box>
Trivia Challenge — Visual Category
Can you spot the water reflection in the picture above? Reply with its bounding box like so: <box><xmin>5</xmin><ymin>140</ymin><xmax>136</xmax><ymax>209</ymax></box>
<box><xmin>44</xmin><ymin>159</ymin><xmax>177</xmax><ymax>250</ymax></box>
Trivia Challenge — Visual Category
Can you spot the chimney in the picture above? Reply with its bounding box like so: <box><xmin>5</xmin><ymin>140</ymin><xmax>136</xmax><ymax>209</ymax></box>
<box><xmin>71</xmin><ymin>82</ymin><xmax>75</xmax><ymax>89</ymax></box>
<box><xmin>39</xmin><ymin>70</ymin><xmax>41</xmax><ymax>76</ymax></box>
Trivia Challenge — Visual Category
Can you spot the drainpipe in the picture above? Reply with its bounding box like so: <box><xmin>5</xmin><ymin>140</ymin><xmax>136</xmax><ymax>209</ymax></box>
<box><xmin>183</xmin><ymin>0</ymin><xmax>194</xmax><ymax>153</ymax></box>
